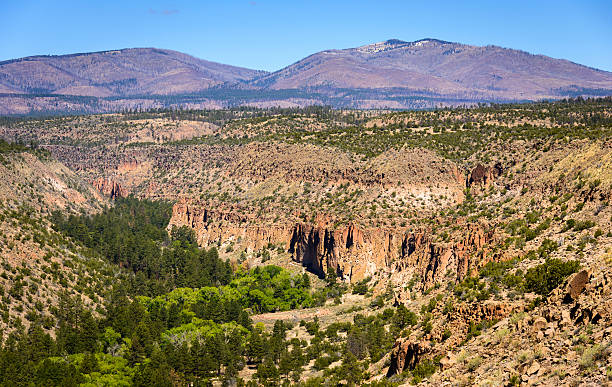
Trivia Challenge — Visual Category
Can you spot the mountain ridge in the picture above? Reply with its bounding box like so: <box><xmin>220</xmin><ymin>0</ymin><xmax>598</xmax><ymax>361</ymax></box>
<box><xmin>0</xmin><ymin>47</ymin><xmax>266</xmax><ymax>97</ymax></box>
<box><xmin>250</xmin><ymin>38</ymin><xmax>612</xmax><ymax>96</ymax></box>
<box><xmin>1</xmin><ymin>39</ymin><xmax>612</xmax><ymax>114</ymax></box>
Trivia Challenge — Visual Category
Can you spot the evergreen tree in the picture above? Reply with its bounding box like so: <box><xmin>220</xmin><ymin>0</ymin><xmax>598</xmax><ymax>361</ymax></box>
<box><xmin>79</xmin><ymin>352</ymin><xmax>99</xmax><ymax>374</ymax></box>
<box><xmin>129</xmin><ymin>319</ymin><xmax>154</xmax><ymax>365</ymax></box>
<box><xmin>278</xmin><ymin>350</ymin><xmax>292</xmax><ymax>381</ymax></box>
<box><xmin>255</xmin><ymin>357</ymin><xmax>279</xmax><ymax>385</ymax></box>
<box><xmin>133</xmin><ymin>346</ymin><xmax>173</xmax><ymax>387</ymax></box>
<box><xmin>246</xmin><ymin>330</ymin><xmax>265</xmax><ymax>364</ymax></box>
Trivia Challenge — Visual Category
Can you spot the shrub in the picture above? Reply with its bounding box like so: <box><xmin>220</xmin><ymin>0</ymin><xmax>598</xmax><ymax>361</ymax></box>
<box><xmin>454</xmin><ymin>277</ymin><xmax>490</xmax><ymax>301</ymax></box>
<box><xmin>466</xmin><ymin>356</ymin><xmax>482</xmax><ymax>372</ymax></box>
<box><xmin>392</xmin><ymin>304</ymin><xmax>417</xmax><ymax>328</ymax></box>
<box><xmin>352</xmin><ymin>278</ymin><xmax>369</xmax><ymax>295</ymax></box>
<box><xmin>411</xmin><ymin>357</ymin><xmax>439</xmax><ymax>384</ymax></box>
<box><xmin>441</xmin><ymin>329</ymin><xmax>452</xmax><ymax>341</ymax></box>
<box><xmin>574</xmin><ymin>220</ymin><xmax>595</xmax><ymax>231</ymax></box>
<box><xmin>579</xmin><ymin>344</ymin><xmax>607</xmax><ymax>369</ymax></box>
<box><xmin>524</xmin><ymin>258</ymin><xmax>579</xmax><ymax>295</ymax></box>
<box><xmin>509</xmin><ymin>374</ymin><xmax>520</xmax><ymax>386</ymax></box>
<box><xmin>565</xmin><ymin>218</ymin><xmax>596</xmax><ymax>232</ymax></box>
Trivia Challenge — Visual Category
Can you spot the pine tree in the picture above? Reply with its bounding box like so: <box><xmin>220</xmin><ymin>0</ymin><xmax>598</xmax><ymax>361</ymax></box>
<box><xmin>238</xmin><ymin>310</ymin><xmax>253</xmax><ymax>330</ymax></box>
<box><xmin>278</xmin><ymin>350</ymin><xmax>292</xmax><ymax>381</ymax></box>
<box><xmin>246</xmin><ymin>330</ymin><xmax>265</xmax><ymax>364</ymax></box>
<box><xmin>79</xmin><ymin>352</ymin><xmax>99</xmax><ymax>374</ymax></box>
<box><xmin>133</xmin><ymin>345</ymin><xmax>173</xmax><ymax>387</ymax></box>
<box><xmin>255</xmin><ymin>357</ymin><xmax>279</xmax><ymax>384</ymax></box>
<box><xmin>301</xmin><ymin>273</ymin><xmax>311</xmax><ymax>289</ymax></box>
<box><xmin>129</xmin><ymin>319</ymin><xmax>154</xmax><ymax>365</ymax></box>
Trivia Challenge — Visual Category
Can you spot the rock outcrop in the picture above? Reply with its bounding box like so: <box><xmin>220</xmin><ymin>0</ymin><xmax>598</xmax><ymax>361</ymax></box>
<box><xmin>387</xmin><ymin>339</ymin><xmax>430</xmax><ymax>376</ymax></box>
<box><xmin>452</xmin><ymin>301</ymin><xmax>518</xmax><ymax>324</ymax></box>
<box><xmin>385</xmin><ymin>300</ymin><xmax>521</xmax><ymax>378</ymax></box>
<box><xmin>288</xmin><ymin>220</ymin><xmax>396</xmax><ymax>281</ymax></box>
<box><xmin>168</xmin><ymin>199</ymin><xmax>293</xmax><ymax>251</ymax></box>
<box><xmin>565</xmin><ymin>269</ymin><xmax>590</xmax><ymax>301</ymax></box>
<box><xmin>392</xmin><ymin>224</ymin><xmax>496</xmax><ymax>291</ymax></box>
<box><xmin>91</xmin><ymin>177</ymin><xmax>127</xmax><ymax>199</ymax></box>
<box><xmin>289</xmin><ymin>221</ymin><xmax>495</xmax><ymax>286</ymax></box>
<box><xmin>467</xmin><ymin>162</ymin><xmax>503</xmax><ymax>190</ymax></box>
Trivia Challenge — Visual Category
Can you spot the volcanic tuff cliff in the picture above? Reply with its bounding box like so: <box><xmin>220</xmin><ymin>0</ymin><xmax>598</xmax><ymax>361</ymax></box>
<box><xmin>167</xmin><ymin>157</ymin><xmax>498</xmax><ymax>288</ymax></box>
<box><xmin>169</xmin><ymin>198</ymin><xmax>496</xmax><ymax>287</ymax></box>
<box><xmin>91</xmin><ymin>177</ymin><xmax>127</xmax><ymax>200</ymax></box>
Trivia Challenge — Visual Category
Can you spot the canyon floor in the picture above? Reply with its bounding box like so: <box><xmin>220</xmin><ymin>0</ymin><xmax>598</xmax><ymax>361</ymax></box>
<box><xmin>0</xmin><ymin>99</ymin><xmax>611</xmax><ymax>385</ymax></box>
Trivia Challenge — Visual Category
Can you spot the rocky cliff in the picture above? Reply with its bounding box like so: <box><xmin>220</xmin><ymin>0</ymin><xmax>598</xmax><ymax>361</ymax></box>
<box><xmin>168</xmin><ymin>199</ymin><xmax>294</xmax><ymax>251</ymax></box>
<box><xmin>170</xmin><ymin>198</ymin><xmax>498</xmax><ymax>289</ymax></box>
<box><xmin>467</xmin><ymin>162</ymin><xmax>503</xmax><ymax>190</ymax></box>
<box><xmin>91</xmin><ymin>177</ymin><xmax>127</xmax><ymax>199</ymax></box>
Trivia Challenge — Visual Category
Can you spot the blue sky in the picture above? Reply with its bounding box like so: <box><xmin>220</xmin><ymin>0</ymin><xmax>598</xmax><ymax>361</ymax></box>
<box><xmin>1</xmin><ymin>0</ymin><xmax>611</xmax><ymax>72</ymax></box>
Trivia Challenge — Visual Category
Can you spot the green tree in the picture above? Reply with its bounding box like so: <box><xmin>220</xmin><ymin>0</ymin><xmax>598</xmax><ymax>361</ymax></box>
<box><xmin>255</xmin><ymin>357</ymin><xmax>279</xmax><ymax>384</ymax></box>
<box><xmin>129</xmin><ymin>319</ymin><xmax>154</xmax><ymax>365</ymax></box>
<box><xmin>79</xmin><ymin>352</ymin><xmax>99</xmax><ymax>374</ymax></box>
<box><xmin>246</xmin><ymin>330</ymin><xmax>265</xmax><ymax>364</ymax></box>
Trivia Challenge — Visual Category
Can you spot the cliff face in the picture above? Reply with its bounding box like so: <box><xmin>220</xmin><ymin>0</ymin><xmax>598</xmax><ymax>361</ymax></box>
<box><xmin>168</xmin><ymin>199</ymin><xmax>294</xmax><ymax>251</ymax></box>
<box><xmin>91</xmin><ymin>177</ymin><xmax>127</xmax><ymax>199</ymax></box>
<box><xmin>288</xmin><ymin>221</ymin><xmax>396</xmax><ymax>281</ymax></box>
<box><xmin>387</xmin><ymin>301</ymin><xmax>520</xmax><ymax>376</ymax></box>
<box><xmin>170</xmin><ymin>199</ymin><xmax>498</xmax><ymax>289</ymax></box>
<box><xmin>165</xmin><ymin>161</ymin><xmax>506</xmax><ymax>288</ymax></box>
<box><xmin>387</xmin><ymin>339</ymin><xmax>429</xmax><ymax>376</ymax></box>
<box><xmin>394</xmin><ymin>225</ymin><xmax>495</xmax><ymax>288</ymax></box>
<box><xmin>287</xmin><ymin>220</ymin><xmax>495</xmax><ymax>287</ymax></box>
<box><xmin>467</xmin><ymin>162</ymin><xmax>503</xmax><ymax>192</ymax></box>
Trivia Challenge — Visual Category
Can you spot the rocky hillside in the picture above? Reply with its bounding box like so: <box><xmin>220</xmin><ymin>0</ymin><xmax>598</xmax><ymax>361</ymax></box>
<box><xmin>0</xmin><ymin>142</ymin><xmax>126</xmax><ymax>336</ymax></box>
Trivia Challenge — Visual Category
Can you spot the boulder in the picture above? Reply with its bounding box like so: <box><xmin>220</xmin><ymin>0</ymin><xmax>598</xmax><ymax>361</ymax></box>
<box><xmin>527</xmin><ymin>361</ymin><xmax>540</xmax><ymax>375</ymax></box>
<box><xmin>440</xmin><ymin>353</ymin><xmax>457</xmax><ymax>369</ymax></box>
<box><xmin>561</xmin><ymin>310</ymin><xmax>571</xmax><ymax>326</ymax></box>
<box><xmin>467</xmin><ymin>162</ymin><xmax>503</xmax><ymax>190</ymax></box>
<box><xmin>533</xmin><ymin>317</ymin><xmax>547</xmax><ymax>332</ymax></box>
<box><xmin>565</xmin><ymin>270</ymin><xmax>590</xmax><ymax>301</ymax></box>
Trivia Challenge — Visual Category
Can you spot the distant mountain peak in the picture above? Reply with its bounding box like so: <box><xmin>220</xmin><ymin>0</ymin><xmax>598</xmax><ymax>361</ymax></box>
<box><xmin>383</xmin><ymin>39</ymin><xmax>408</xmax><ymax>45</ymax></box>
<box><xmin>353</xmin><ymin>38</ymin><xmax>453</xmax><ymax>54</ymax></box>
<box><xmin>410</xmin><ymin>38</ymin><xmax>453</xmax><ymax>46</ymax></box>
<box><xmin>2</xmin><ymin>39</ymin><xmax>612</xmax><ymax>115</ymax></box>
<box><xmin>354</xmin><ymin>39</ymin><xmax>408</xmax><ymax>54</ymax></box>
<box><xmin>0</xmin><ymin>48</ymin><xmax>264</xmax><ymax>97</ymax></box>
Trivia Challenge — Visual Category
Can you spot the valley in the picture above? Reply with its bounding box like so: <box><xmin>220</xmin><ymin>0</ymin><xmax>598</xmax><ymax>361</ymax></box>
<box><xmin>0</xmin><ymin>98</ymin><xmax>610</xmax><ymax>385</ymax></box>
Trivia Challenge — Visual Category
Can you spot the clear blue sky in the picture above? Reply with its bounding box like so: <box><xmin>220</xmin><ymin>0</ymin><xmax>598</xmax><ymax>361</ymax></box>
<box><xmin>1</xmin><ymin>0</ymin><xmax>611</xmax><ymax>72</ymax></box>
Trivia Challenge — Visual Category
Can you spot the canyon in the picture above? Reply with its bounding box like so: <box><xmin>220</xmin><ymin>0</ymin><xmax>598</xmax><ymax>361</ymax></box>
<box><xmin>0</xmin><ymin>99</ymin><xmax>610</xmax><ymax>385</ymax></box>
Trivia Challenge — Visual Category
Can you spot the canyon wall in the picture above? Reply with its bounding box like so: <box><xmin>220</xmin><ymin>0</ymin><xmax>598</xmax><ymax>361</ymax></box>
<box><xmin>169</xmin><ymin>199</ymin><xmax>294</xmax><ymax>251</ymax></box>
<box><xmin>169</xmin><ymin>198</ymin><xmax>498</xmax><ymax>288</ymax></box>
<box><xmin>164</xmin><ymin>163</ymin><xmax>503</xmax><ymax>289</ymax></box>
<box><xmin>91</xmin><ymin>177</ymin><xmax>127</xmax><ymax>199</ymax></box>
